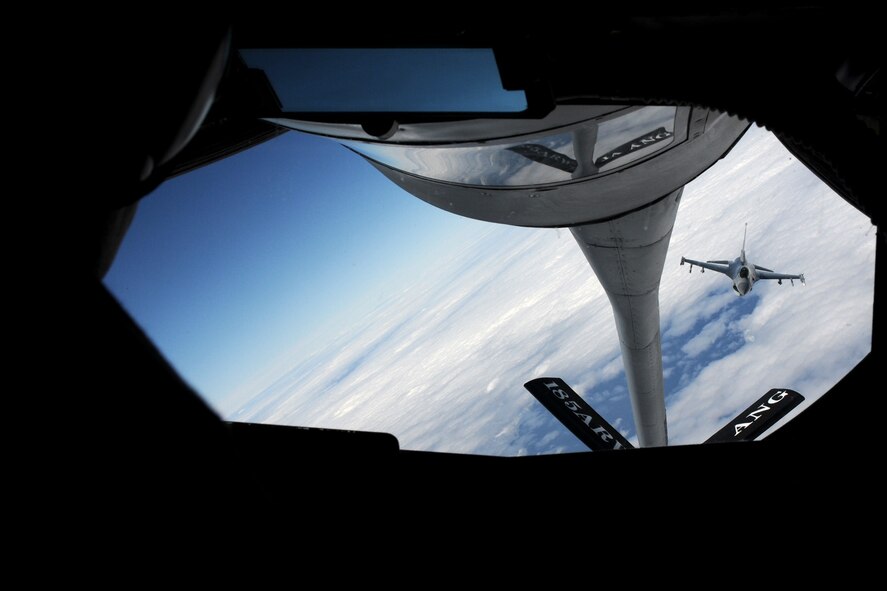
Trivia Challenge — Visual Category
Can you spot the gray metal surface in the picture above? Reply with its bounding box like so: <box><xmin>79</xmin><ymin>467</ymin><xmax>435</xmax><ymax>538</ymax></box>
<box><xmin>363</xmin><ymin>111</ymin><xmax>746</xmax><ymax>227</ymax></box>
<box><xmin>570</xmin><ymin>189</ymin><xmax>683</xmax><ymax>447</ymax></box>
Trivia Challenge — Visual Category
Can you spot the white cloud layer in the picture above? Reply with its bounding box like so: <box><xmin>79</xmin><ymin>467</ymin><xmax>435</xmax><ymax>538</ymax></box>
<box><xmin>230</xmin><ymin>126</ymin><xmax>876</xmax><ymax>454</ymax></box>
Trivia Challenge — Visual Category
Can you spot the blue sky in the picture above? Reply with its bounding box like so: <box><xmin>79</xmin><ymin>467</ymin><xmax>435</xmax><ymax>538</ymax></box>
<box><xmin>106</xmin><ymin>132</ymin><xmax>489</xmax><ymax>402</ymax></box>
<box><xmin>105</xmin><ymin>125</ymin><xmax>875</xmax><ymax>453</ymax></box>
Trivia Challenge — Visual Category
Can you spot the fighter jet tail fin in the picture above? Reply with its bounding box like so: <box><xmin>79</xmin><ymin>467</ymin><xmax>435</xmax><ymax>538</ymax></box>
<box><xmin>705</xmin><ymin>388</ymin><xmax>804</xmax><ymax>443</ymax></box>
<box><xmin>524</xmin><ymin>378</ymin><xmax>634</xmax><ymax>451</ymax></box>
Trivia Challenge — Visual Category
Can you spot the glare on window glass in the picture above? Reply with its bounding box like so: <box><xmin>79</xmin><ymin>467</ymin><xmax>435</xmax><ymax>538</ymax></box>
<box><xmin>342</xmin><ymin>106</ymin><xmax>679</xmax><ymax>187</ymax></box>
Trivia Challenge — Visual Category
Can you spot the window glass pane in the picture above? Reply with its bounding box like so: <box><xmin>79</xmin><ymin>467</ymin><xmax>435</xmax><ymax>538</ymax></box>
<box><xmin>239</xmin><ymin>48</ymin><xmax>528</xmax><ymax>113</ymax></box>
<box><xmin>593</xmin><ymin>106</ymin><xmax>677</xmax><ymax>171</ymax></box>
<box><xmin>104</xmin><ymin>125</ymin><xmax>875</xmax><ymax>455</ymax></box>
<box><xmin>343</xmin><ymin>130</ymin><xmax>576</xmax><ymax>186</ymax></box>
<box><xmin>342</xmin><ymin>106</ymin><xmax>678</xmax><ymax>187</ymax></box>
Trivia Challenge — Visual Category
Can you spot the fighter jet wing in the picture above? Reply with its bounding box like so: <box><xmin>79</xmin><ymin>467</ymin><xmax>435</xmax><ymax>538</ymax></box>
<box><xmin>680</xmin><ymin>257</ymin><xmax>730</xmax><ymax>276</ymax></box>
<box><xmin>756</xmin><ymin>269</ymin><xmax>805</xmax><ymax>284</ymax></box>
